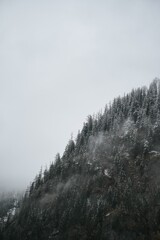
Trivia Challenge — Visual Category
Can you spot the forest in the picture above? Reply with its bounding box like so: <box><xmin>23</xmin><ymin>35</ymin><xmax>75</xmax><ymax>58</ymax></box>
<box><xmin>1</xmin><ymin>79</ymin><xmax>160</xmax><ymax>240</ymax></box>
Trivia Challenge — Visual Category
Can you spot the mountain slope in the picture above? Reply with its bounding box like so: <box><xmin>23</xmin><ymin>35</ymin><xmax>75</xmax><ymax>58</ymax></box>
<box><xmin>2</xmin><ymin>79</ymin><xmax>160</xmax><ymax>240</ymax></box>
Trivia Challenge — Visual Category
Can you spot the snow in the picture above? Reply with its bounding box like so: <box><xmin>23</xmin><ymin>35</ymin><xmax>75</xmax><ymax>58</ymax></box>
<box><xmin>95</xmin><ymin>166</ymin><xmax>101</xmax><ymax>170</ymax></box>
<box><xmin>1</xmin><ymin>199</ymin><xmax>19</xmax><ymax>224</ymax></box>
<box><xmin>149</xmin><ymin>151</ymin><xmax>160</xmax><ymax>157</ymax></box>
<box><xmin>123</xmin><ymin>119</ymin><xmax>133</xmax><ymax>135</ymax></box>
<box><xmin>104</xmin><ymin>169</ymin><xmax>111</xmax><ymax>178</ymax></box>
<box><xmin>87</xmin><ymin>162</ymin><xmax>92</xmax><ymax>165</ymax></box>
<box><xmin>4</xmin><ymin>217</ymin><xmax>8</xmax><ymax>223</ymax></box>
<box><xmin>10</xmin><ymin>207</ymin><xmax>16</xmax><ymax>216</ymax></box>
<box><xmin>144</xmin><ymin>140</ymin><xmax>149</xmax><ymax>148</ymax></box>
<box><xmin>150</xmin><ymin>150</ymin><xmax>160</xmax><ymax>154</ymax></box>
<box><xmin>14</xmin><ymin>199</ymin><xmax>18</xmax><ymax>207</ymax></box>
<box><xmin>106</xmin><ymin>212</ymin><xmax>111</xmax><ymax>217</ymax></box>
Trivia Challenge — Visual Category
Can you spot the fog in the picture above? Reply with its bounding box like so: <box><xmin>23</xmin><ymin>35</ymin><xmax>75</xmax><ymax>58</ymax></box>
<box><xmin>0</xmin><ymin>0</ymin><xmax>160</xmax><ymax>191</ymax></box>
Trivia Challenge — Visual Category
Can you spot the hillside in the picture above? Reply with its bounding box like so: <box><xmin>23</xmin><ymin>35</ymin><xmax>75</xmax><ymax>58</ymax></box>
<box><xmin>2</xmin><ymin>79</ymin><xmax>160</xmax><ymax>240</ymax></box>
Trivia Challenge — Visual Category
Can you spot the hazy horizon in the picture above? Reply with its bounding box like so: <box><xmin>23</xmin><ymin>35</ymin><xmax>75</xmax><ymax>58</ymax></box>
<box><xmin>0</xmin><ymin>0</ymin><xmax>160</xmax><ymax>191</ymax></box>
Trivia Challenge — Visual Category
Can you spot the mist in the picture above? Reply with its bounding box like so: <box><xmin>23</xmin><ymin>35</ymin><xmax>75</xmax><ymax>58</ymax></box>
<box><xmin>0</xmin><ymin>0</ymin><xmax>160</xmax><ymax>190</ymax></box>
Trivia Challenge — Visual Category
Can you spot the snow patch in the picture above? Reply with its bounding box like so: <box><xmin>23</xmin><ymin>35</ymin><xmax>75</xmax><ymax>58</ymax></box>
<box><xmin>87</xmin><ymin>162</ymin><xmax>92</xmax><ymax>166</ymax></box>
<box><xmin>104</xmin><ymin>169</ymin><xmax>111</xmax><ymax>178</ymax></box>
<box><xmin>149</xmin><ymin>151</ymin><xmax>160</xmax><ymax>157</ymax></box>
<box><xmin>106</xmin><ymin>212</ymin><xmax>111</xmax><ymax>217</ymax></box>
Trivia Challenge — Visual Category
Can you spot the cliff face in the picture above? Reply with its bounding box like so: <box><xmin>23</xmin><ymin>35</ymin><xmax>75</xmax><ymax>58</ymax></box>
<box><xmin>2</xmin><ymin>79</ymin><xmax>160</xmax><ymax>240</ymax></box>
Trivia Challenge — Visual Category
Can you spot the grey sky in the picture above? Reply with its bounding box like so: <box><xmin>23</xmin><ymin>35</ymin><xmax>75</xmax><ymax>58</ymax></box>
<box><xmin>0</xmin><ymin>0</ymin><xmax>160</xmax><ymax>190</ymax></box>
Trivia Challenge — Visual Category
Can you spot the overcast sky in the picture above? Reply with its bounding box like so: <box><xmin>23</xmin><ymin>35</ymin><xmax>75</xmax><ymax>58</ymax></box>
<box><xmin>0</xmin><ymin>0</ymin><xmax>160</xmax><ymax>191</ymax></box>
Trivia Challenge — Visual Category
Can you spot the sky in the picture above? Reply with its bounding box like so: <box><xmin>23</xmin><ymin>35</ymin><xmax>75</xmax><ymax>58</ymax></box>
<box><xmin>0</xmin><ymin>0</ymin><xmax>160</xmax><ymax>191</ymax></box>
